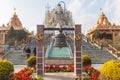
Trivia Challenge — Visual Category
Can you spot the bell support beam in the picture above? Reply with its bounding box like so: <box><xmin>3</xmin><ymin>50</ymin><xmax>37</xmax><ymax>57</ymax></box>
<box><xmin>44</xmin><ymin>28</ymin><xmax>74</xmax><ymax>31</ymax></box>
<box><xmin>36</xmin><ymin>25</ymin><xmax>44</xmax><ymax>77</ymax></box>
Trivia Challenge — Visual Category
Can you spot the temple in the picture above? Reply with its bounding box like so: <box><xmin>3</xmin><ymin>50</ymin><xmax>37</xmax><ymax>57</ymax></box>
<box><xmin>87</xmin><ymin>11</ymin><xmax>120</xmax><ymax>46</ymax></box>
<box><xmin>0</xmin><ymin>12</ymin><xmax>30</xmax><ymax>44</ymax></box>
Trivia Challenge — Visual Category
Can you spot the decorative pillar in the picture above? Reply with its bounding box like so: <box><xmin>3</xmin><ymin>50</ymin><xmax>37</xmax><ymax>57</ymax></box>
<box><xmin>36</xmin><ymin>25</ymin><xmax>44</xmax><ymax>77</ymax></box>
<box><xmin>3</xmin><ymin>33</ymin><xmax>5</xmax><ymax>44</ymax></box>
<box><xmin>112</xmin><ymin>33</ymin><xmax>115</xmax><ymax>43</ymax></box>
<box><xmin>74</xmin><ymin>25</ymin><xmax>82</xmax><ymax>77</ymax></box>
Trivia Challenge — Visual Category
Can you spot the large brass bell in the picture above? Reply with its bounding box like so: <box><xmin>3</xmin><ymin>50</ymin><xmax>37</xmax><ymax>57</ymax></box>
<box><xmin>53</xmin><ymin>29</ymin><xmax>68</xmax><ymax>48</ymax></box>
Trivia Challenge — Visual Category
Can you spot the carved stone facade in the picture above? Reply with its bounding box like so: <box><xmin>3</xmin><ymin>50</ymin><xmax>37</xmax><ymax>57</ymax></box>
<box><xmin>44</xmin><ymin>3</ymin><xmax>73</xmax><ymax>28</ymax></box>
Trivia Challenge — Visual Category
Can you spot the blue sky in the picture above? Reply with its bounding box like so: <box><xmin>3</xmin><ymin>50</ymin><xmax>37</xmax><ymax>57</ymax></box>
<box><xmin>0</xmin><ymin>0</ymin><xmax>120</xmax><ymax>34</ymax></box>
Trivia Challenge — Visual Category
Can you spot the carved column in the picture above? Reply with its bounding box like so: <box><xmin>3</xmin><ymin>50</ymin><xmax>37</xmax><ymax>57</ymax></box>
<box><xmin>3</xmin><ymin>33</ymin><xmax>5</xmax><ymax>44</ymax></box>
<box><xmin>37</xmin><ymin>25</ymin><xmax>44</xmax><ymax>77</ymax></box>
<box><xmin>112</xmin><ymin>33</ymin><xmax>115</xmax><ymax>43</ymax></box>
<box><xmin>74</xmin><ymin>25</ymin><xmax>82</xmax><ymax>77</ymax></box>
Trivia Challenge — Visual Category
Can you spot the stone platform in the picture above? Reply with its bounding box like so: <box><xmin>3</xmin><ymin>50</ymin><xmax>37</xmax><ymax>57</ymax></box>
<box><xmin>45</xmin><ymin>58</ymin><xmax>73</xmax><ymax>65</ymax></box>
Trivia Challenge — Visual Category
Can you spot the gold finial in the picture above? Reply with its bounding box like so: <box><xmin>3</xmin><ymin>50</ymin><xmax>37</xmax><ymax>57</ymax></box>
<box><xmin>100</xmin><ymin>8</ymin><xmax>104</xmax><ymax>15</ymax></box>
<box><xmin>14</xmin><ymin>7</ymin><xmax>16</xmax><ymax>13</ymax></box>
<box><xmin>100</xmin><ymin>8</ymin><xmax>102</xmax><ymax>12</ymax></box>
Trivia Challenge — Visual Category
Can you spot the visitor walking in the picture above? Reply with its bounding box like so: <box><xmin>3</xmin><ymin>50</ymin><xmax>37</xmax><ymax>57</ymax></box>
<box><xmin>33</xmin><ymin>47</ymin><xmax>36</xmax><ymax>56</ymax></box>
<box><xmin>26</xmin><ymin>47</ymin><xmax>31</xmax><ymax>58</ymax></box>
<box><xmin>21</xmin><ymin>46</ymin><xmax>26</xmax><ymax>56</ymax></box>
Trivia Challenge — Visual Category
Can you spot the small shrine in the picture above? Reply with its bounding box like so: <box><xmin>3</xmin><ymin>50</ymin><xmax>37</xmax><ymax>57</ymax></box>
<box><xmin>87</xmin><ymin>11</ymin><xmax>120</xmax><ymax>46</ymax></box>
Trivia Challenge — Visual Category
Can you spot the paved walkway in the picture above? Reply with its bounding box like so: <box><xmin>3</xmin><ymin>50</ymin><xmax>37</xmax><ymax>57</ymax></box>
<box><xmin>44</xmin><ymin>73</ymin><xmax>76</xmax><ymax>80</ymax></box>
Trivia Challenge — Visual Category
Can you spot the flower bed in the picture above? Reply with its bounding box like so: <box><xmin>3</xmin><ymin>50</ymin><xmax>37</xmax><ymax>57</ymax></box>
<box><xmin>44</xmin><ymin>65</ymin><xmax>74</xmax><ymax>72</ymax></box>
<box><xmin>11</xmin><ymin>67</ymin><xmax>42</xmax><ymax>80</ymax></box>
<box><xmin>82</xmin><ymin>66</ymin><xmax>100</xmax><ymax>80</ymax></box>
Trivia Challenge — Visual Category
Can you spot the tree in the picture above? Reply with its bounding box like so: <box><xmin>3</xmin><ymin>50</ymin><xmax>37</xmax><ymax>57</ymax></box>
<box><xmin>16</xmin><ymin>29</ymin><xmax>27</xmax><ymax>42</ymax></box>
<box><xmin>100</xmin><ymin>60</ymin><xmax>120</xmax><ymax>80</ymax></box>
<box><xmin>6</xmin><ymin>27</ymin><xmax>17</xmax><ymax>39</ymax></box>
<box><xmin>6</xmin><ymin>27</ymin><xmax>17</xmax><ymax>45</ymax></box>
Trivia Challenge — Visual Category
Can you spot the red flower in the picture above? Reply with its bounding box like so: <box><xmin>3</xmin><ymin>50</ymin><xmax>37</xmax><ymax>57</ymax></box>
<box><xmin>11</xmin><ymin>67</ymin><xmax>33</xmax><ymax>80</ymax></box>
<box><xmin>62</xmin><ymin>66</ymin><xmax>67</xmax><ymax>71</ymax></box>
<box><xmin>68</xmin><ymin>65</ymin><xmax>74</xmax><ymax>72</ymax></box>
<box><xmin>50</xmin><ymin>65</ymin><xmax>55</xmax><ymax>69</ymax></box>
<box><xmin>45</xmin><ymin>66</ymin><xmax>50</xmax><ymax>72</ymax></box>
<box><xmin>55</xmin><ymin>64</ymin><xmax>60</xmax><ymax>68</ymax></box>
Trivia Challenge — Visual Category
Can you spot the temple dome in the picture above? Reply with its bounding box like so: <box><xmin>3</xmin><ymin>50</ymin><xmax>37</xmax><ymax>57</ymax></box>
<box><xmin>97</xmin><ymin>12</ymin><xmax>111</xmax><ymax>26</ymax></box>
<box><xmin>8</xmin><ymin>12</ymin><xmax>23</xmax><ymax>29</ymax></box>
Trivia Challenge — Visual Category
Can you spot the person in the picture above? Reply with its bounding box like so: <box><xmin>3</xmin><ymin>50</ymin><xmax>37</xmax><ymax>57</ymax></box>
<box><xmin>26</xmin><ymin>47</ymin><xmax>31</xmax><ymax>58</ymax></box>
<box><xmin>33</xmin><ymin>47</ymin><xmax>36</xmax><ymax>56</ymax></box>
<box><xmin>21</xmin><ymin>46</ymin><xmax>26</xmax><ymax>56</ymax></box>
<box><xmin>6</xmin><ymin>44</ymin><xmax>11</xmax><ymax>52</ymax></box>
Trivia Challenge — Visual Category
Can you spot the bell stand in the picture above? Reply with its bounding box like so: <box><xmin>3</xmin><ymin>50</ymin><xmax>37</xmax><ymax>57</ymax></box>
<box><xmin>36</xmin><ymin>25</ymin><xmax>82</xmax><ymax>78</ymax></box>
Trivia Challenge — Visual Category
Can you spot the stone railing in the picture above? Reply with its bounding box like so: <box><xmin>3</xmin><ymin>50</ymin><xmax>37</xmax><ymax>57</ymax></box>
<box><xmin>108</xmin><ymin>45</ymin><xmax>120</xmax><ymax>57</ymax></box>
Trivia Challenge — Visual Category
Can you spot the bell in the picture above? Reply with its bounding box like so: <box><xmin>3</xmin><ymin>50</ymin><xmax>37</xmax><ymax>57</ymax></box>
<box><xmin>53</xmin><ymin>29</ymin><xmax>68</xmax><ymax>48</ymax></box>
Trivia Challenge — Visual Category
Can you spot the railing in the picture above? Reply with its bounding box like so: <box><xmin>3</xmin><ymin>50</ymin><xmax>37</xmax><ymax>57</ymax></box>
<box><xmin>108</xmin><ymin>44</ymin><xmax>120</xmax><ymax>57</ymax></box>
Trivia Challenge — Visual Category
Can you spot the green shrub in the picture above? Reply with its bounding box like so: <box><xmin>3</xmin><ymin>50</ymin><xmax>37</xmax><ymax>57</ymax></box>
<box><xmin>82</xmin><ymin>55</ymin><xmax>91</xmax><ymax>66</ymax></box>
<box><xmin>37</xmin><ymin>76</ymin><xmax>43</xmax><ymax>80</ymax></box>
<box><xmin>27</xmin><ymin>56</ymin><xmax>36</xmax><ymax>67</ymax></box>
<box><xmin>0</xmin><ymin>58</ymin><xmax>14</xmax><ymax>79</ymax></box>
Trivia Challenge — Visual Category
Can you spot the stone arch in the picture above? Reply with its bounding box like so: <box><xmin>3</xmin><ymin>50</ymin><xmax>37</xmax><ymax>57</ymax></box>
<box><xmin>36</xmin><ymin>25</ymin><xmax>82</xmax><ymax>77</ymax></box>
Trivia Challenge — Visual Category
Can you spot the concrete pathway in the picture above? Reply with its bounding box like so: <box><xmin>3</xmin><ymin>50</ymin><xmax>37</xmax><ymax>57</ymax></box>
<box><xmin>44</xmin><ymin>73</ymin><xmax>76</xmax><ymax>80</ymax></box>
<box><xmin>14</xmin><ymin>65</ymin><xmax>26</xmax><ymax>73</ymax></box>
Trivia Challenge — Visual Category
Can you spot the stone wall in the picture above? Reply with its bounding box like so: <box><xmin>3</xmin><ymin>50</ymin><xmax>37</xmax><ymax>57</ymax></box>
<box><xmin>45</xmin><ymin>58</ymin><xmax>74</xmax><ymax>65</ymax></box>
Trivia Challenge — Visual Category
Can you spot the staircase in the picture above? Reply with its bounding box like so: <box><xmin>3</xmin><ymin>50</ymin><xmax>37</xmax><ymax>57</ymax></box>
<box><xmin>82</xmin><ymin>40</ymin><xmax>118</xmax><ymax>64</ymax></box>
<box><xmin>5</xmin><ymin>50</ymin><xmax>27</xmax><ymax>65</ymax></box>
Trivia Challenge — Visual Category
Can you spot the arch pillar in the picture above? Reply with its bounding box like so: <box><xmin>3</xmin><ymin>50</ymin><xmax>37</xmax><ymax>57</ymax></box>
<box><xmin>36</xmin><ymin>25</ymin><xmax>44</xmax><ymax>77</ymax></box>
<box><xmin>74</xmin><ymin>25</ymin><xmax>82</xmax><ymax>77</ymax></box>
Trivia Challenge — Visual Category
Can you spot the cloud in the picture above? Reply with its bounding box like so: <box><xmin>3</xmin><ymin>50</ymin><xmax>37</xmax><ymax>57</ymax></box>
<box><xmin>67</xmin><ymin>0</ymin><xmax>84</xmax><ymax>15</ymax></box>
<box><xmin>103</xmin><ymin>0</ymin><xmax>115</xmax><ymax>12</ymax></box>
<box><xmin>67</xmin><ymin>0</ymin><xmax>97</xmax><ymax>34</ymax></box>
<box><xmin>87</xmin><ymin>0</ymin><xmax>97</xmax><ymax>8</ymax></box>
<box><xmin>111</xmin><ymin>0</ymin><xmax>120</xmax><ymax>25</ymax></box>
<box><xmin>75</xmin><ymin>14</ymin><xmax>97</xmax><ymax>34</ymax></box>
